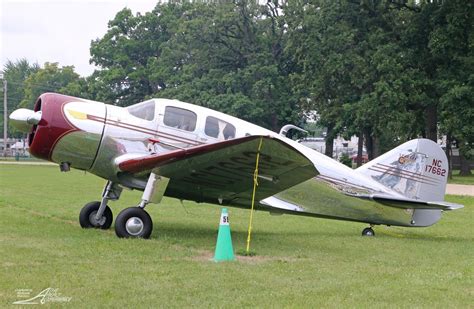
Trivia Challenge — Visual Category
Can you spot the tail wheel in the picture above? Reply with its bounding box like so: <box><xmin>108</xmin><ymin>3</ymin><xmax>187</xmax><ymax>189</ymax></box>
<box><xmin>79</xmin><ymin>201</ymin><xmax>113</xmax><ymax>229</ymax></box>
<box><xmin>362</xmin><ymin>227</ymin><xmax>375</xmax><ymax>237</ymax></box>
<box><xmin>115</xmin><ymin>207</ymin><xmax>153</xmax><ymax>239</ymax></box>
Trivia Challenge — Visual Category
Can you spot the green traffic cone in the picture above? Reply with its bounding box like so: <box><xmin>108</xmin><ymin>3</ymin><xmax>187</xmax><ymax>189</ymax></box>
<box><xmin>213</xmin><ymin>208</ymin><xmax>235</xmax><ymax>262</ymax></box>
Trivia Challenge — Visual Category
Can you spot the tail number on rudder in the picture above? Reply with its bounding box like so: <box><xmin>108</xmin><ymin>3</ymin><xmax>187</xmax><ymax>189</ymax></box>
<box><xmin>425</xmin><ymin>159</ymin><xmax>446</xmax><ymax>177</ymax></box>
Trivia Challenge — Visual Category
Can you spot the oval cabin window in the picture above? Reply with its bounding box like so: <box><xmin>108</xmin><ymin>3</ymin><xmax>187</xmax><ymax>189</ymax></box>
<box><xmin>205</xmin><ymin>116</ymin><xmax>236</xmax><ymax>140</ymax></box>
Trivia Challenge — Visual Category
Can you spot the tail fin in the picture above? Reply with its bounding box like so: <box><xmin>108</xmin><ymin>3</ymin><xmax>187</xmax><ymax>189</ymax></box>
<box><xmin>357</xmin><ymin>139</ymin><xmax>448</xmax><ymax>201</ymax></box>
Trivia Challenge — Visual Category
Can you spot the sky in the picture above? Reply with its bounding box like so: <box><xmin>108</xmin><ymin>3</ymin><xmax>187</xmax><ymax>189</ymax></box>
<box><xmin>0</xmin><ymin>0</ymin><xmax>158</xmax><ymax>77</ymax></box>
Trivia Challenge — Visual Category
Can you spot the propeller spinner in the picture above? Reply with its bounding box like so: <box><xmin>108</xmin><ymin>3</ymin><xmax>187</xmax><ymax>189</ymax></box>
<box><xmin>9</xmin><ymin>108</ymin><xmax>42</xmax><ymax>132</ymax></box>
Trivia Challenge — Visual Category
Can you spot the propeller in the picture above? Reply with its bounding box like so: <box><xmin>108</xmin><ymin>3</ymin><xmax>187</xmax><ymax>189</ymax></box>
<box><xmin>9</xmin><ymin>109</ymin><xmax>42</xmax><ymax>132</ymax></box>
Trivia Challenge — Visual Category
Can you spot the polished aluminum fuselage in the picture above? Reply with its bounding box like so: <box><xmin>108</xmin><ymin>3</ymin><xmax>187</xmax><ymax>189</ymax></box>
<box><xmin>49</xmin><ymin>98</ymin><xmax>442</xmax><ymax>227</ymax></box>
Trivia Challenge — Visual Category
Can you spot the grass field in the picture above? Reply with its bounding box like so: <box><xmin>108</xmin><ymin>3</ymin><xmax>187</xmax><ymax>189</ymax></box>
<box><xmin>448</xmin><ymin>170</ymin><xmax>474</xmax><ymax>185</ymax></box>
<box><xmin>1</xmin><ymin>164</ymin><xmax>472</xmax><ymax>307</ymax></box>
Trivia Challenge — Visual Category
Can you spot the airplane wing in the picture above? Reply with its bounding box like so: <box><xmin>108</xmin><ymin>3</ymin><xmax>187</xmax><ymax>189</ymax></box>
<box><xmin>118</xmin><ymin>135</ymin><xmax>318</xmax><ymax>206</ymax></box>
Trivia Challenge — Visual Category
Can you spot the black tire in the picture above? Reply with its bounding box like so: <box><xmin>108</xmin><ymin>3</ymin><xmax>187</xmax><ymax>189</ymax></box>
<box><xmin>115</xmin><ymin>207</ymin><xmax>153</xmax><ymax>239</ymax></box>
<box><xmin>79</xmin><ymin>201</ymin><xmax>113</xmax><ymax>229</ymax></box>
<box><xmin>362</xmin><ymin>227</ymin><xmax>375</xmax><ymax>237</ymax></box>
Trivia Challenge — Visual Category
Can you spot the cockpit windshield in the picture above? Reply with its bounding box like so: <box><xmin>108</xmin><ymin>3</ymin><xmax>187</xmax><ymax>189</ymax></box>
<box><xmin>127</xmin><ymin>100</ymin><xmax>155</xmax><ymax>121</ymax></box>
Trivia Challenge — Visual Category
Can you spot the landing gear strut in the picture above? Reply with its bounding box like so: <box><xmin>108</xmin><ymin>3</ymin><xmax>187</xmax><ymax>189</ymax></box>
<box><xmin>362</xmin><ymin>227</ymin><xmax>375</xmax><ymax>237</ymax></box>
<box><xmin>79</xmin><ymin>181</ymin><xmax>122</xmax><ymax>229</ymax></box>
<box><xmin>79</xmin><ymin>201</ymin><xmax>113</xmax><ymax>229</ymax></box>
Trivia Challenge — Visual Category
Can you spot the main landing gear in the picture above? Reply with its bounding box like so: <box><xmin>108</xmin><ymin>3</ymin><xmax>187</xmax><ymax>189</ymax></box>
<box><xmin>79</xmin><ymin>174</ymin><xmax>169</xmax><ymax>239</ymax></box>
<box><xmin>115</xmin><ymin>207</ymin><xmax>153</xmax><ymax>238</ymax></box>
<box><xmin>79</xmin><ymin>201</ymin><xmax>113</xmax><ymax>229</ymax></box>
<box><xmin>79</xmin><ymin>181</ymin><xmax>120</xmax><ymax>229</ymax></box>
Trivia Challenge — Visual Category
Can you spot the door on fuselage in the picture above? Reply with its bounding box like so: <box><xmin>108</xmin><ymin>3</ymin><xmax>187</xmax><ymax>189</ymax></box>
<box><xmin>156</xmin><ymin>104</ymin><xmax>199</xmax><ymax>149</ymax></box>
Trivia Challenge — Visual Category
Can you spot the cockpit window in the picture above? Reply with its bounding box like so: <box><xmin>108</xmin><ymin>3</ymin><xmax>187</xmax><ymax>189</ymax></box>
<box><xmin>205</xmin><ymin>116</ymin><xmax>236</xmax><ymax>140</ymax></box>
<box><xmin>163</xmin><ymin>106</ymin><xmax>197</xmax><ymax>131</ymax></box>
<box><xmin>127</xmin><ymin>100</ymin><xmax>155</xmax><ymax>121</ymax></box>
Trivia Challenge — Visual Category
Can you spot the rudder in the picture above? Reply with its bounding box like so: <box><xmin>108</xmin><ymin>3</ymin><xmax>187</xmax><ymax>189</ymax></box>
<box><xmin>357</xmin><ymin>139</ymin><xmax>448</xmax><ymax>201</ymax></box>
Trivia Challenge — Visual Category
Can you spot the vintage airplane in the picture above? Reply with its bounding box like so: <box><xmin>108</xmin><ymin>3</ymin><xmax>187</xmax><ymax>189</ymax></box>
<box><xmin>10</xmin><ymin>93</ymin><xmax>463</xmax><ymax>238</ymax></box>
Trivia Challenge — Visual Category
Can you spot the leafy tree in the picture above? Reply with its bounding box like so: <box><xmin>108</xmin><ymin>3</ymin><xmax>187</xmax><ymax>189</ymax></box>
<box><xmin>87</xmin><ymin>0</ymin><xmax>472</xmax><ymax>169</ymax></box>
<box><xmin>431</xmin><ymin>0</ymin><xmax>474</xmax><ymax>175</ymax></box>
<box><xmin>158</xmin><ymin>1</ymin><xmax>300</xmax><ymax>130</ymax></box>
<box><xmin>0</xmin><ymin>59</ymin><xmax>39</xmax><ymax>138</ymax></box>
<box><xmin>285</xmin><ymin>1</ymin><xmax>409</xmax><ymax>157</ymax></box>
<box><xmin>288</xmin><ymin>1</ymin><xmax>353</xmax><ymax>156</ymax></box>
<box><xmin>286</xmin><ymin>0</ymin><xmax>473</xmax><ymax>166</ymax></box>
<box><xmin>339</xmin><ymin>152</ymin><xmax>353</xmax><ymax>168</ymax></box>
<box><xmin>388</xmin><ymin>0</ymin><xmax>474</xmax><ymax>175</ymax></box>
<box><xmin>20</xmin><ymin>62</ymin><xmax>88</xmax><ymax>109</ymax></box>
<box><xmin>89</xmin><ymin>4</ymin><xmax>192</xmax><ymax>105</ymax></box>
<box><xmin>90</xmin><ymin>1</ymin><xmax>302</xmax><ymax>131</ymax></box>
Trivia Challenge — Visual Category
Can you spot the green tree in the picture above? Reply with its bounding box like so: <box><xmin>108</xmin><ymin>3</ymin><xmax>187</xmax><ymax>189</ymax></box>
<box><xmin>286</xmin><ymin>1</ymin><xmax>409</xmax><ymax>157</ymax></box>
<box><xmin>0</xmin><ymin>59</ymin><xmax>39</xmax><ymax>138</ymax></box>
<box><xmin>20</xmin><ymin>62</ymin><xmax>87</xmax><ymax>109</ymax></box>
<box><xmin>430</xmin><ymin>0</ymin><xmax>474</xmax><ymax>175</ymax></box>
<box><xmin>156</xmin><ymin>1</ymin><xmax>299</xmax><ymax>130</ymax></box>
<box><xmin>89</xmin><ymin>4</ymin><xmax>192</xmax><ymax>105</ymax></box>
<box><xmin>90</xmin><ymin>1</ymin><xmax>302</xmax><ymax>131</ymax></box>
<box><xmin>390</xmin><ymin>0</ymin><xmax>474</xmax><ymax>175</ymax></box>
<box><xmin>87</xmin><ymin>0</ymin><xmax>472</xmax><ymax>167</ymax></box>
<box><xmin>339</xmin><ymin>152</ymin><xmax>353</xmax><ymax>168</ymax></box>
<box><xmin>286</xmin><ymin>0</ymin><xmax>473</xmax><ymax>164</ymax></box>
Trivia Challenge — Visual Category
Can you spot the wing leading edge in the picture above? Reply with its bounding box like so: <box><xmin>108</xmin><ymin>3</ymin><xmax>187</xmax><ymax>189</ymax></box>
<box><xmin>118</xmin><ymin>135</ymin><xmax>319</xmax><ymax>206</ymax></box>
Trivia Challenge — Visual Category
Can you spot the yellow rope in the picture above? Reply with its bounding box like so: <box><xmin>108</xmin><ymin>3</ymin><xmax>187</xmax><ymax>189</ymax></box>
<box><xmin>246</xmin><ymin>137</ymin><xmax>263</xmax><ymax>254</ymax></box>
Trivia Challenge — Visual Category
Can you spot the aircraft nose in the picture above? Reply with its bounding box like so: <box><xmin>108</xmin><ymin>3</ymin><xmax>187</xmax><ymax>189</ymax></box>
<box><xmin>9</xmin><ymin>108</ymin><xmax>42</xmax><ymax>132</ymax></box>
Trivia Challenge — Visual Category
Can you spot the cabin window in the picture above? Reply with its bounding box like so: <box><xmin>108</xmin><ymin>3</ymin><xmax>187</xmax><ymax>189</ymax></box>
<box><xmin>163</xmin><ymin>106</ymin><xmax>197</xmax><ymax>131</ymax></box>
<box><xmin>205</xmin><ymin>116</ymin><xmax>236</xmax><ymax>140</ymax></box>
<box><xmin>127</xmin><ymin>100</ymin><xmax>155</xmax><ymax>121</ymax></box>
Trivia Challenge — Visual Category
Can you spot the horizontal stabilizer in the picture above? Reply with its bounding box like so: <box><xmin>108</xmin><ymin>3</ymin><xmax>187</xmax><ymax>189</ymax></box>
<box><xmin>426</xmin><ymin>201</ymin><xmax>464</xmax><ymax>210</ymax></box>
<box><xmin>363</xmin><ymin>194</ymin><xmax>463</xmax><ymax>211</ymax></box>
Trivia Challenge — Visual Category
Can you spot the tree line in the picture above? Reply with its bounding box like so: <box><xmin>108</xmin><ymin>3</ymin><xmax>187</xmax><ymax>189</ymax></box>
<box><xmin>1</xmin><ymin>0</ymin><xmax>472</xmax><ymax>174</ymax></box>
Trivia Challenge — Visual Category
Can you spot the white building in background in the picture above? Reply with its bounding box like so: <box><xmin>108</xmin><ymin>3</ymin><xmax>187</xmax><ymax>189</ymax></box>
<box><xmin>0</xmin><ymin>138</ymin><xmax>29</xmax><ymax>156</ymax></box>
<box><xmin>298</xmin><ymin>135</ymin><xmax>364</xmax><ymax>159</ymax></box>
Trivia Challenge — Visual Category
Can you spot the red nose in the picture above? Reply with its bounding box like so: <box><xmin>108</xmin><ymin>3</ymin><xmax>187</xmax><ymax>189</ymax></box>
<box><xmin>29</xmin><ymin>93</ymin><xmax>85</xmax><ymax>161</ymax></box>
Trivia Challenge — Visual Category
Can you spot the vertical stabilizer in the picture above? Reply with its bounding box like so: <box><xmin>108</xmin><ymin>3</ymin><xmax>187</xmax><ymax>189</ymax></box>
<box><xmin>357</xmin><ymin>139</ymin><xmax>448</xmax><ymax>201</ymax></box>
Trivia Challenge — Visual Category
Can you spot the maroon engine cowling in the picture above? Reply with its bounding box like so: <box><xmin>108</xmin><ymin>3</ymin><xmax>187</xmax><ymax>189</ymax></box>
<box><xmin>28</xmin><ymin>93</ymin><xmax>85</xmax><ymax>161</ymax></box>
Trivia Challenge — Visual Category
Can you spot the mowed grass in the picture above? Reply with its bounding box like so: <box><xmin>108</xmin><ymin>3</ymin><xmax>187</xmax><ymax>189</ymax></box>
<box><xmin>448</xmin><ymin>170</ymin><xmax>474</xmax><ymax>185</ymax></box>
<box><xmin>0</xmin><ymin>165</ymin><xmax>472</xmax><ymax>308</ymax></box>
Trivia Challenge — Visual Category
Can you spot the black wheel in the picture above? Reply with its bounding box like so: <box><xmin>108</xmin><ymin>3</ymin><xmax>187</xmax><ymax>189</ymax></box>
<box><xmin>115</xmin><ymin>207</ymin><xmax>153</xmax><ymax>239</ymax></box>
<box><xmin>362</xmin><ymin>227</ymin><xmax>375</xmax><ymax>237</ymax></box>
<box><xmin>79</xmin><ymin>201</ymin><xmax>113</xmax><ymax>229</ymax></box>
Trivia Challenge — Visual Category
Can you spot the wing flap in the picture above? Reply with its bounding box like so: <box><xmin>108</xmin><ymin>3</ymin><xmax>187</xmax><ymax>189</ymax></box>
<box><xmin>118</xmin><ymin>135</ymin><xmax>318</xmax><ymax>205</ymax></box>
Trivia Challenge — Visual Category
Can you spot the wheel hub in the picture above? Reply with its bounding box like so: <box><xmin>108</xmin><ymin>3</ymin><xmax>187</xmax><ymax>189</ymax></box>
<box><xmin>125</xmin><ymin>217</ymin><xmax>144</xmax><ymax>236</ymax></box>
<box><xmin>89</xmin><ymin>210</ymin><xmax>106</xmax><ymax>227</ymax></box>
